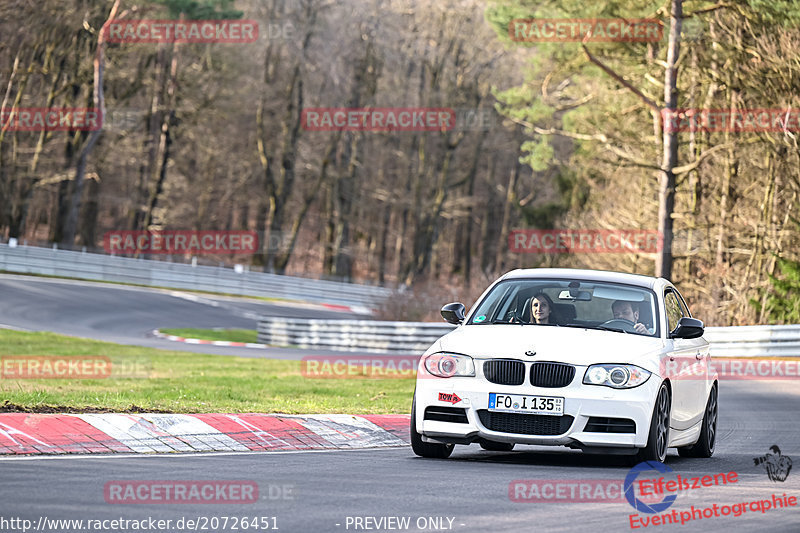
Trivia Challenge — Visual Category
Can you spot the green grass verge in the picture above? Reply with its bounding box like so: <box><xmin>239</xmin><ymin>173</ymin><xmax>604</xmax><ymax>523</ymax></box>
<box><xmin>0</xmin><ymin>330</ymin><xmax>413</xmax><ymax>414</ymax></box>
<box><xmin>159</xmin><ymin>328</ymin><xmax>259</xmax><ymax>344</ymax></box>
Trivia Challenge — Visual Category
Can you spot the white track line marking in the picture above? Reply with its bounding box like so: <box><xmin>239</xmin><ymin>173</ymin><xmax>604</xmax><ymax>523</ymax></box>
<box><xmin>152</xmin><ymin>329</ymin><xmax>270</xmax><ymax>349</ymax></box>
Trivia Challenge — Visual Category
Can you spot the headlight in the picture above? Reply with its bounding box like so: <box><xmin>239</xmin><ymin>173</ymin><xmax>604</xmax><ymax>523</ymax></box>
<box><xmin>422</xmin><ymin>353</ymin><xmax>475</xmax><ymax>378</ymax></box>
<box><xmin>583</xmin><ymin>364</ymin><xmax>650</xmax><ymax>389</ymax></box>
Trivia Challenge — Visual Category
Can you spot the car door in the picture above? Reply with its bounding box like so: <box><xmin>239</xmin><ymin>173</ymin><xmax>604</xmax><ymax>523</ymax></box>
<box><xmin>673</xmin><ymin>289</ymin><xmax>710</xmax><ymax>421</ymax></box>
<box><xmin>664</xmin><ymin>289</ymin><xmax>708</xmax><ymax>430</ymax></box>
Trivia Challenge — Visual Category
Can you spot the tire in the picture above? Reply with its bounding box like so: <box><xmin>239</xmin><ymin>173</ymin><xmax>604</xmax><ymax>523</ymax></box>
<box><xmin>633</xmin><ymin>383</ymin><xmax>671</xmax><ymax>464</ymax></box>
<box><xmin>410</xmin><ymin>399</ymin><xmax>454</xmax><ymax>459</ymax></box>
<box><xmin>678</xmin><ymin>383</ymin><xmax>717</xmax><ymax>458</ymax></box>
<box><xmin>480</xmin><ymin>440</ymin><xmax>515</xmax><ymax>452</ymax></box>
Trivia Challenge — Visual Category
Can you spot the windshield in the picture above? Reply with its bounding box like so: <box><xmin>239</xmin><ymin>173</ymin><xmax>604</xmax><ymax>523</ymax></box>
<box><xmin>467</xmin><ymin>278</ymin><xmax>660</xmax><ymax>337</ymax></box>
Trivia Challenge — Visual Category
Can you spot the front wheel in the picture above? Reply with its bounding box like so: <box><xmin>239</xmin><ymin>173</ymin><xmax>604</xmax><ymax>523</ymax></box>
<box><xmin>633</xmin><ymin>383</ymin><xmax>671</xmax><ymax>463</ymax></box>
<box><xmin>410</xmin><ymin>399</ymin><xmax>454</xmax><ymax>459</ymax></box>
<box><xmin>678</xmin><ymin>384</ymin><xmax>717</xmax><ymax>458</ymax></box>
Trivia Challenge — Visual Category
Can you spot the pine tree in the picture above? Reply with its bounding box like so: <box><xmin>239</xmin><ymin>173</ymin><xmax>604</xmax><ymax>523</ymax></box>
<box><xmin>752</xmin><ymin>217</ymin><xmax>800</xmax><ymax>324</ymax></box>
<box><xmin>754</xmin><ymin>257</ymin><xmax>800</xmax><ymax>324</ymax></box>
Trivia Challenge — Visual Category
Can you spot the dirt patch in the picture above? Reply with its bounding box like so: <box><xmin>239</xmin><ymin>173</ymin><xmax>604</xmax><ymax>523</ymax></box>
<box><xmin>0</xmin><ymin>400</ymin><xmax>173</xmax><ymax>414</ymax></box>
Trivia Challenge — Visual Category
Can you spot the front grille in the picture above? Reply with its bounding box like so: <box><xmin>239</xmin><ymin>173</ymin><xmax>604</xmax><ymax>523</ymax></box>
<box><xmin>483</xmin><ymin>360</ymin><xmax>525</xmax><ymax>385</ymax></box>
<box><xmin>424</xmin><ymin>406</ymin><xmax>469</xmax><ymax>424</ymax></box>
<box><xmin>530</xmin><ymin>362</ymin><xmax>575</xmax><ymax>388</ymax></box>
<box><xmin>584</xmin><ymin>417</ymin><xmax>636</xmax><ymax>433</ymax></box>
<box><xmin>478</xmin><ymin>410</ymin><xmax>573</xmax><ymax>435</ymax></box>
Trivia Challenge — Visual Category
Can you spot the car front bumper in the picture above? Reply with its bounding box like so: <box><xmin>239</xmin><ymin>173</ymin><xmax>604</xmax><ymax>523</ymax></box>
<box><xmin>415</xmin><ymin>364</ymin><xmax>661</xmax><ymax>450</ymax></box>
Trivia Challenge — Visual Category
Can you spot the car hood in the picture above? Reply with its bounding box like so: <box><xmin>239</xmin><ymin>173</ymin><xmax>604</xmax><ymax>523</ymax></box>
<box><xmin>433</xmin><ymin>324</ymin><xmax>665</xmax><ymax>367</ymax></box>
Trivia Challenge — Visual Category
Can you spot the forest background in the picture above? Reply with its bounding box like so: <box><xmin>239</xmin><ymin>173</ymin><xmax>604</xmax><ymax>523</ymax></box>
<box><xmin>2</xmin><ymin>0</ymin><xmax>799</xmax><ymax>325</ymax></box>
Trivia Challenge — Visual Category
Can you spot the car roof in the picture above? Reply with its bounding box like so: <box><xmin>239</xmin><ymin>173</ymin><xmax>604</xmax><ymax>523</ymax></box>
<box><xmin>500</xmin><ymin>268</ymin><xmax>666</xmax><ymax>290</ymax></box>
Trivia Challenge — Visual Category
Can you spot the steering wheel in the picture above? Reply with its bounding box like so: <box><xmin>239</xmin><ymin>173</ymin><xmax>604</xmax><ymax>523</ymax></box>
<box><xmin>504</xmin><ymin>306</ymin><xmax>528</xmax><ymax>323</ymax></box>
<box><xmin>504</xmin><ymin>308</ymin><xmax>519</xmax><ymax>323</ymax></box>
<box><xmin>599</xmin><ymin>318</ymin><xmax>637</xmax><ymax>332</ymax></box>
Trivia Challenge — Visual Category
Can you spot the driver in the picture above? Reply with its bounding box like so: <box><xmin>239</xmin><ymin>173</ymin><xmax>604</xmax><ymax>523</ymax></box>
<box><xmin>611</xmin><ymin>300</ymin><xmax>651</xmax><ymax>334</ymax></box>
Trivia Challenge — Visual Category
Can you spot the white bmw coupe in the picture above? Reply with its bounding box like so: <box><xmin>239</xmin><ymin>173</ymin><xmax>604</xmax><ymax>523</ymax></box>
<box><xmin>411</xmin><ymin>268</ymin><xmax>718</xmax><ymax>462</ymax></box>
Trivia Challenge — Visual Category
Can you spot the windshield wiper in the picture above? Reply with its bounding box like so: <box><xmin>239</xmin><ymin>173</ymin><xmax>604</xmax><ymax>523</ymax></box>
<box><xmin>594</xmin><ymin>325</ymin><xmax>631</xmax><ymax>334</ymax></box>
<box><xmin>488</xmin><ymin>318</ymin><xmax>561</xmax><ymax>326</ymax></box>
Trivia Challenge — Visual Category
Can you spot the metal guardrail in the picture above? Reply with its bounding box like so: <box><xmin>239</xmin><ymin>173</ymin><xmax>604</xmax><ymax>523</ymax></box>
<box><xmin>258</xmin><ymin>317</ymin><xmax>454</xmax><ymax>353</ymax></box>
<box><xmin>0</xmin><ymin>243</ymin><xmax>391</xmax><ymax>309</ymax></box>
<box><xmin>257</xmin><ymin>318</ymin><xmax>800</xmax><ymax>357</ymax></box>
<box><xmin>703</xmin><ymin>325</ymin><xmax>800</xmax><ymax>358</ymax></box>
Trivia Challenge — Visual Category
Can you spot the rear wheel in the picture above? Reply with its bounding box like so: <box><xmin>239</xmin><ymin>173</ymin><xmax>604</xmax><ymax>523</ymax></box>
<box><xmin>678</xmin><ymin>384</ymin><xmax>717</xmax><ymax>458</ymax></box>
<box><xmin>633</xmin><ymin>383</ymin><xmax>671</xmax><ymax>463</ymax></box>
<box><xmin>410</xmin><ymin>399</ymin><xmax>454</xmax><ymax>459</ymax></box>
<box><xmin>480</xmin><ymin>440</ymin><xmax>515</xmax><ymax>452</ymax></box>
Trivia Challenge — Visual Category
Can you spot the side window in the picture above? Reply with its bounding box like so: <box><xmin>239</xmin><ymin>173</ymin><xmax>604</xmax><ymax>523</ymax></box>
<box><xmin>664</xmin><ymin>292</ymin><xmax>683</xmax><ymax>333</ymax></box>
<box><xmin>673</xmin><ymin>289</ymin><xmax>692</xmax><ymax>317</ymax></box>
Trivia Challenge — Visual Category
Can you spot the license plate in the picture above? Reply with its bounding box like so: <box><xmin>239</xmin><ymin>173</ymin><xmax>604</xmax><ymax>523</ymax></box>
<box><xmin>488</xmin><ymin>393</ymin><xmax>564</xmax><ymax>416</ymax></box>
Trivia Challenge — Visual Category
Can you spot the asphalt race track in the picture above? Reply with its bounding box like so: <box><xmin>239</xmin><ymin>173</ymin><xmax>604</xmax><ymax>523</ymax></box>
<box><xmin>1</xmin><ymin>381</ymin><xmax>798</xmax><ymax>532</ymax></box>
<box><xmin>0</xmin><ymin>274</ymin><xmax>363</xmax><ymax>359</ymax></box>
<box><xmin>1</xmin><ymin>274</ymin><xmax>799</xmax><ymax>532</ymax></box>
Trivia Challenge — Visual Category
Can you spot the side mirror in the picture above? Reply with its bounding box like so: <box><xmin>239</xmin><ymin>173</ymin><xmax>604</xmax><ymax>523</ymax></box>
<box><xmin>441</xmin><ymin>302</ymin><xmax>466</xmax><ymax>325</ymax></box>
<box><xmin>670</xmin><ymin>317</ymin><xmax>704</xmax><ymax>339</ymax></box>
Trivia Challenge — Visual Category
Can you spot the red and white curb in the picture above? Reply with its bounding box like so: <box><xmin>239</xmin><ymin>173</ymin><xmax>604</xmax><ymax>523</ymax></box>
<box><xmin>320</xmin><ymin>303</ymin><xmax>374</xmax><ymax>315</ymax></box>
<box><xmin>167</xmin><ymin>291</ymin><xmax>374</xmax><ymax>316</ymax></box>
<box><xmin>152</xmin><ymin>329</ymin><xmax>269</xmax><ymax>348</ymax></box>
<box><xmin>0</xmin><ymin>413</ymin><xmax>410</xmax><ymax>455</ymax></box>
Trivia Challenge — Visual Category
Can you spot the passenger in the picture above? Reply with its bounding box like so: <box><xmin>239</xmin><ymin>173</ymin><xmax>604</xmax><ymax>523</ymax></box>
<box><xmin>611</xmin><ymin>300</ymin><xmax>650</xmax><ymax>334</ymax></box>
<box><xmin>530</xmin><ymin>292</ymin><xmax>558</xmax><ymax>325</ymax></box>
